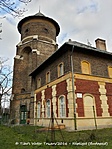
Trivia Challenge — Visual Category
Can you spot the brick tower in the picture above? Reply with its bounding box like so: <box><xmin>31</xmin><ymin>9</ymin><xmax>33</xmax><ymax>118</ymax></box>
<box><xmin>10</xmin><ymin>11</ymin><xmax>60</xmax><ymax>124</ymax></box>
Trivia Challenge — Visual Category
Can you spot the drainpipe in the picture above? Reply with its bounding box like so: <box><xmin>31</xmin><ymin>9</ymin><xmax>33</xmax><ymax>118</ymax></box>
<box><xmin>70</xmin><ymin>45</ymin><xmax>77</xmax><ymax>130</ymax></box>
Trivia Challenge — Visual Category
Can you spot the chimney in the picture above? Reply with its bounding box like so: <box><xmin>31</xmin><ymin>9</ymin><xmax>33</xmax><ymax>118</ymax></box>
<box><xmin>95</xmin><ymin>38</ymin><xmax>107</xmax><ymax>51</ymax></box>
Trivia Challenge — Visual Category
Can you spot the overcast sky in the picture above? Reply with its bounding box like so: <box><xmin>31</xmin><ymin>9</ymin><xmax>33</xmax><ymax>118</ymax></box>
<box><xmin>0</xmin><ymin>0</ymin><xmax>112</xmax><ymax>66</ymax></box>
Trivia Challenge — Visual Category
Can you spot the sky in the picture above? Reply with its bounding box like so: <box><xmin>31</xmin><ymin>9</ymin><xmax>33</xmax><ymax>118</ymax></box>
<box><xmin>0</xmin><ymin>0</ymin><xmax>112</xmax><ymax>66</ymax></box>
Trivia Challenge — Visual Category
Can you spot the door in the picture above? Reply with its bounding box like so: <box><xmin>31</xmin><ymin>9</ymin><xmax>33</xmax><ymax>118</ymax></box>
<box><xmin>20</xmin><ymin>105</ymin><xmax>27</xmax><ymax>124</ymax></box>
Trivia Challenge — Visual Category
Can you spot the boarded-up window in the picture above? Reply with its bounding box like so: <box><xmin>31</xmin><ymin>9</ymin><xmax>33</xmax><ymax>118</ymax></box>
<box><xmin>81</xmin><ymin>61</ymin><xmax>91</xmax><ymax>74</ymax></box>
<box><xmin>83</xmin><ymin>94</ymin><xmax>96</xmax><ymax>118</ymax></box>
<box><xmin>108</xmin><ymin>66</ymin><xmax>112</xmax><ymax>78</ymax></box>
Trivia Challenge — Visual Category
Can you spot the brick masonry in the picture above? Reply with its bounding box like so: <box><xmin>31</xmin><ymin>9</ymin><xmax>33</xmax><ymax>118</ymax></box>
<box><xmin>21</xmin><ymin>20</ymin><xmax>57</xmax><ymax>41</ymax></box>
<box><xmin>105</xmin><ymin>83</ymin><xmax>112</xmax><ymax>116</ymax></box>
<box><xmin>11</xmin><ymin>12</ymin><xmax>112</xmax><ymax>129</ymax></box>
<box><xmin>75</xmin><ymin>79</ymin><xmax>103</xmax><ymax>117</ymax></box>
<box><xmin>11</xmin><ymin>13</ymin><xmax>59</xmax><ymax>123</ymax></box>
<box><xmin>36</xmin><ymin>78</ymin><xmax>112</xmax><ymax>118</ymax></box>
<box><xmin>56</xmin><ymin>81</ymin><xmax>69</xmax><ymax>117</ymax></box>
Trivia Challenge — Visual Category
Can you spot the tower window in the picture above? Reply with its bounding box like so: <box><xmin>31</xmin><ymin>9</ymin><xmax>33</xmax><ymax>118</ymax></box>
<box><xmin>25</xmin><ymin>28</ymin><xmax>29</xmax><ymax>33</ymax></box>
<box><xmin>21</xmin><ymin>88</ymin><xmax>26</xmax><ymax>93</ymax></box>
<box><xmin>44</xmin><ymin>28</ymin><xmax>48</xmax><ymax>33</ymax></box>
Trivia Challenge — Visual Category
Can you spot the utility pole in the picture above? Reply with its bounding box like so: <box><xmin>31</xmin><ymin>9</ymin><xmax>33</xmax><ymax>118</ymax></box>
<box><xmin>51</xmin><ymin>102</ymin><xmax>55</xmax><ymax>142</ymax></box>
<box><xmin>71</xmin><ymin>45</ymin><xmax>77</xmax><ymax>130</ymax></box>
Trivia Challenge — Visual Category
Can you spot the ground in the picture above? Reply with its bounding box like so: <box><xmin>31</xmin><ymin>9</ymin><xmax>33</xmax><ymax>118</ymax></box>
<box><xmin>0</xmin><ymin>125</ymin><xmax>112</xmax><ymax>149</ymax></box>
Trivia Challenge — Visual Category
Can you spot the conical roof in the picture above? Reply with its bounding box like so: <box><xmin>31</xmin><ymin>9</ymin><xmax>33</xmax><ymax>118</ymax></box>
<box><xmin>34</xmin><ymin>11</ymin><xmax>45</xmax><ymax>17</ymax></box>
<box><xmin>18</xmin><ymin>11</ymin><xmax>60</xmax><ymax>36</ymax></box>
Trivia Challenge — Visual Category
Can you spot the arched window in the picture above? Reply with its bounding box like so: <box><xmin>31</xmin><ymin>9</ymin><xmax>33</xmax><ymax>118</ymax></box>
<box><xmin>46</xmin><ymin>71</ymin><xmax>50</xmax><ymax>83</ymax></box>
<box><xmin>21</xmin><ymin>88</ymin><xmax>25</xmax><ymax>93</ymax></box>
<box><xmin>59</xmin><ymin>96</ymin><xmax>66</xmax><ymax>117</ymax></box>
<box><xmin>37</xmin><ymin>102</ymin><xmax>41</xmax><ymax>118</ymax></box>
<box><xmin>58</xmin><ymin>63</ymin><xmax>64</xmax><ymax>77</ymax></box>
<box><xmin>46</xmin><ymin>100</ymin><xmax>50</xmax><ymax>118</ymax></box>
<box><xmin>20</xmin><ymin>47</ymin><xmax>32</xmax><ymax>91</ymax></box>
<box><xmin>108</xmin><ymin>66</ymin><xmax>112</xmax><ymax>78</ymax></box>
<box><xmin>37</xmin><ymin>77</ymin><xmax>41</xmax><ymax>88</ymax></box>
<box><xmin>81</xmin><ymin>61</ymin><xmax>91</xmax><ymax>74</ymax></box>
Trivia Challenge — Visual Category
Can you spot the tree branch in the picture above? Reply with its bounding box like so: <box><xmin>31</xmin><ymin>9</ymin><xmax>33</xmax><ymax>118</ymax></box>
<box><xmin>0</xmin><ymin>0</ymin><xmax>32</xmax><ymax>17</ymax></box>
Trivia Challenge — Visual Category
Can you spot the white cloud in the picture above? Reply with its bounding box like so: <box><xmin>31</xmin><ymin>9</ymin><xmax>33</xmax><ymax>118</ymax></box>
<box><xmin>0</xmin><ymin>0</ymin><xmax>112</xmax><ymax>66</ymax></box>
<box><xmin>0</xmin><ymin>16</ymin><xmax>19</xmax><ymax>65</ymax></box>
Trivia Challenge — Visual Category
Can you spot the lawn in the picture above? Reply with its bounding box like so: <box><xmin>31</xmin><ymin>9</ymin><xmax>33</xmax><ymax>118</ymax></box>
<box><xmin>0</xmin><ymin>125</ymin><xmax>112</xmax><ymax>149</ymax></box>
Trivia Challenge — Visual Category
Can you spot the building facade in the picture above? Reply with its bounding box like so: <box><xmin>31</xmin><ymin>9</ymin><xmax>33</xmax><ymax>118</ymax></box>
<box><xmin>30</xmin><ymin>39</ymin><xmax>112</xmax><ymax>130</ymax></box>
<box><xmin>10</xmin><ymin>11</ymin><xmax>60</xmax><ymax>124</ymax></box>
<box><xmin>11</xmin><ymin>11</ymin><xmax>112</xmax><ymax>130</ymax></box>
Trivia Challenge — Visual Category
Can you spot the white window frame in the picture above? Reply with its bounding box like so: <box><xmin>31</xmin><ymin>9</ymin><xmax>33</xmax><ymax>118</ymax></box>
<box><xmin>59</xmin><ymin>96</ymin><xmax>66</xmax><ymax>117</ymax></box>
<box><xmin>46</xmin><ymin>100</ymin><xmax>51</xmax><ymax>118</ymax></box>
<box><xmin>37</xmin><ymin>102</ymin><xmax>41</xmax><ymax>118</ymax></box>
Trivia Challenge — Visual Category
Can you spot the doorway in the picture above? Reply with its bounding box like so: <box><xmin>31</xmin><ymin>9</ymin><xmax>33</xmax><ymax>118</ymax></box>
<box><xmin>20</xmin><ymin>105</ymin><xmax>27</xmax><ymax>124</ymax></box>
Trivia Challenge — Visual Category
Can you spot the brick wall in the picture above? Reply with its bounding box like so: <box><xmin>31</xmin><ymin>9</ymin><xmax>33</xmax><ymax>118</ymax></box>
<box><xmin>36</xmin><ymin>80</ymin><xmax>69</xmax><ymax>118</ymax></box>
<box><xmin>75</xmin><ymin>79</ymin><xmax>102</xmax><ymax>117</ymax></box>
<box><xmin>74</xmin><ymin>50</ymin><xmax>112</xmax><ymax>78</ymax></box>
<box><xmin>21</xmin><ymin>19</ymin><xmax>57</xmax><ymax>41</ymax></box>
<box><xmin>33</xmin><ymin>47</ymin><xmax>112</xmax><ymax>92</ymax></box>
<box><xmin>56</xmin><ymin>81</ymin><xmax>69</xmax><ymax>117</ymax></box>
<box><xmin>45</xmin><ymin>87</ymin><xmax>52</xmax><ymax>99</ymax></box>
<box><xmin>35</xmin><ymin>50</ymin><xmax>71</xmax><ymax>88</ymax></box>
<box><xmin>105</xmin><ymin>83</ymin><xmax>112</xmax><ymax>116</ymax></box>
<box><xmin>36</xmin><ymin>92</ymin><xmax>42</xmax><ymax>102</ymax></box>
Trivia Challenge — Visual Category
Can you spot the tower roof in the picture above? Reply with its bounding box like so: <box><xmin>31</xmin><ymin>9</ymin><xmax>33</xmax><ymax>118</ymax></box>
<box><xmin>34</xmin><ymin>11</ymin><xmax>45</xmax><ymax>17</ymax></box>
<box><xmin>18</xmin><ymin>11</ymin><xmax>60</xmax><ymax>36</ymax></box>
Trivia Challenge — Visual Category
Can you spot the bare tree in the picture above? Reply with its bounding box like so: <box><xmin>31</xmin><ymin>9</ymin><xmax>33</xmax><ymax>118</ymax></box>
<box><xmin>0</xmin><ymin>0</ymin><xmax>32</xmax><ymax>17</ymax></box>
<box><xmin>0</xmin><ymin>57</ymin><xmax>12</xmax><ymax>117</ymax></box>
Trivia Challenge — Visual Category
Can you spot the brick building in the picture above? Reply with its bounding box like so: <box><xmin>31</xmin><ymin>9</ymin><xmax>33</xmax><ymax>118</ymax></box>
<box><xmin>11</xmin><ymin>11</ymin><xmax>112</xmax><ymax>130</ymax></box>
<box><xmin>30</xmin><ymin>39</ymin><xmax>112</xmax><ymax>130</ymax></box>
<box><xmin>10</xmin><ymin>11</ymin><xmax>60</xmax><ymax>124</ymax></box>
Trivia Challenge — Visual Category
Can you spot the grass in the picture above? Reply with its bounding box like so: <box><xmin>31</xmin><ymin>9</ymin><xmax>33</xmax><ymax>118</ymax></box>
<box><xmin>0</xmin><ymin>125</ymin><xmax>112</xmax><ymax>149</ymax></box>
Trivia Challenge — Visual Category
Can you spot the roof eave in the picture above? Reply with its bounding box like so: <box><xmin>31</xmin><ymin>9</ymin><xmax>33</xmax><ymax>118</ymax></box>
<box><xmin>29</xmin><ymin>41</ymin><xmax>112</xmax><ymax>77</ymax></box>
<box><xmin>18</xmin><ymin>15</ymin><xmax>60</xmax><ymax>36</ymax></box>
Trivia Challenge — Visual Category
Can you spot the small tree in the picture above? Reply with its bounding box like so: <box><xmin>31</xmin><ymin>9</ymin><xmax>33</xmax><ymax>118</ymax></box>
<box><xmin>0</xmin><ymin>57</ymin><xmax>12</xmax><ymax>117</ymax></box>
<box><xmin>0</xmin><ymin>0</ymin><xmax>32</xmax><ymax>17</ymax></box>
